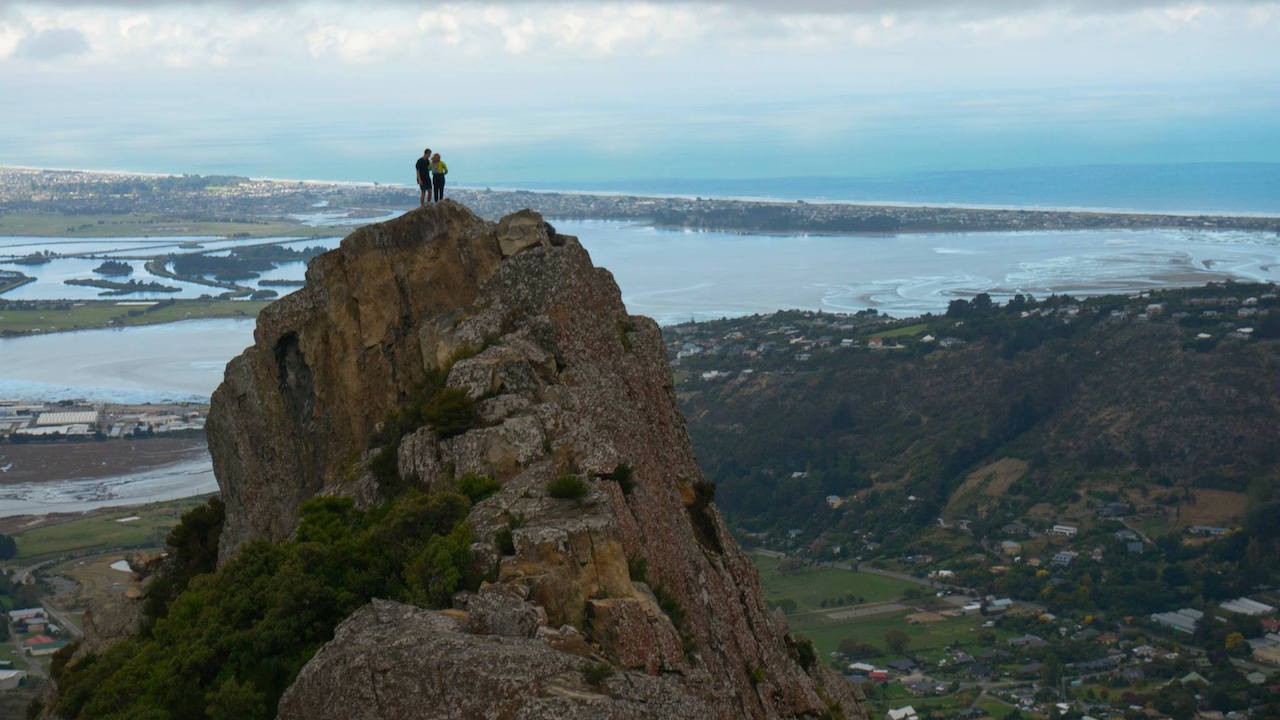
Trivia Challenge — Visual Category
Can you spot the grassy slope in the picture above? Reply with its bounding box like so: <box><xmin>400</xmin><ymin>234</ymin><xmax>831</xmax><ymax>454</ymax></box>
<box><xmin>6</xmin><ymin>496</ymin><xmax>208</xmax><ymax>561</ymax></box>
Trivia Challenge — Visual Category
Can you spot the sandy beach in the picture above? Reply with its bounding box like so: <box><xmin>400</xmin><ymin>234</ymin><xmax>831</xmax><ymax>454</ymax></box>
<box><xmin>0</xmin><ymin>437</ymin><xmax>208</xmax><ymax>484</ymax></box>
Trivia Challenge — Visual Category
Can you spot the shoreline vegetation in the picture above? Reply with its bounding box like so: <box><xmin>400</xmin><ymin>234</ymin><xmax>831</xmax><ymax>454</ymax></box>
<box><xmin>0</xmin><ymin>297</ymin><xmax>270</xmax><ymax>336</ymax></box>
<box><xmin>63</xmin><ymin>278</ymin><xmax>182</xmax><ymax>296</ymax></box>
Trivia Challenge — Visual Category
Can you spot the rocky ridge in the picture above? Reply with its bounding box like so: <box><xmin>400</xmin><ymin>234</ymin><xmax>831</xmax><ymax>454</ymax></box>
<box><xmin>207</xmin><ymin>201</ymin><xmax>864</xmax><ymax>719</ymax></box>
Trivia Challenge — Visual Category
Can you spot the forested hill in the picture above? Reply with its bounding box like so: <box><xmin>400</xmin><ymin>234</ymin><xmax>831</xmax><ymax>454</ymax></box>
<box><xmin>670</xmin><ymin>283</ymin><xmax>1280</xmax><ymax>563</ymax></box>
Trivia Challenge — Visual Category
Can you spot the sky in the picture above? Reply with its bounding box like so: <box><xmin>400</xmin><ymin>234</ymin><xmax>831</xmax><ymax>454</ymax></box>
<box><xmin>1</xmin><ymin>1</ymin><xmax>1279</xmax><ymax>192</ymax></box>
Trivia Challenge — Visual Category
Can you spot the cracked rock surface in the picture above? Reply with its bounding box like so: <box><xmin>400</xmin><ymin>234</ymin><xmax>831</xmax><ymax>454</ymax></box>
<box><xmin>207</xmin><ymin>202</ymin><xmax>864</xmax><ymax>720</ymax></box>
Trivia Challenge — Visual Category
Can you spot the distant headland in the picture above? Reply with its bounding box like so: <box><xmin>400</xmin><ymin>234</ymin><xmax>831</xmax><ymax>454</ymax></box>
<box><xmin>2</xmin><ymin>166</ymin><xmax>1279</xmax><ymax>238</ymax></box>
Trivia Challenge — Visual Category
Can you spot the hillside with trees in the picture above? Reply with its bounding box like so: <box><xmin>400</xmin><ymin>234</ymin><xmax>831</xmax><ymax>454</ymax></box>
<box><xmin>671</xmin><ymin>283</ymin><xmax>1280</xmax><ymax>613</ymax></box>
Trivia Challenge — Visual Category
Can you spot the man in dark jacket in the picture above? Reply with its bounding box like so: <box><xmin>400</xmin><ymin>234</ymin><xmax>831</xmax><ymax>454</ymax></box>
<box><xmin>415</xmin><ymin>148</ymin><xmax>433</xmax><ymax>206</ymax></box>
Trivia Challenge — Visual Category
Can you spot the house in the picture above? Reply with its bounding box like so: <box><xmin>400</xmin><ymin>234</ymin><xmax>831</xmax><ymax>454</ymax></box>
<box><xmin>1114</xmin><ymin>667</ymin><xmax>1145</xmax><ymax>684</ymax></box>
<box><xmin>1126</xmin><ymin>541</ymin><xmax>1144</xmax><ymax>555</ymax></box>
<box><xmin>848</xmin><ymin>662</ymin><xmax>878</xmax><ymax>674</ymax></box>
<box><xmin>886</xmin><ymin>658</ymin><xmax>918</xmax><ymax>673</ymax></box>
<box><xmin>1114</xmin><ymin>529</ymin><xmax>1139</xmax><ymax>541</ymax></box>
<box><xmin>1151</xmin><ymin>608</ymin><xmax>1203</xmax><ymax>634</ymax></box>
<box><xmin>0</xmin><ymin>670</ymin><xmax>27</xmax><ymax>691</ymax></box>
<box><xmin>1254</xmin><ymin>645</ymin><xmax>1280</xmax><ymax>666</ymax></box>
<box><xmin>1008</xmin><ymin>634</ymin><xmax>1046</xmax><ymax>648</ymax></box>
<box><xmin>7</xmin><ymin>608</ymin><xmax>46</xmax><ymax>625</ymax></box>
<box><xmin>1220</xmin><ymin>597</ymin><xmax>1276</xmax><ymax>616</ymax></box>
<box><xmin>1099</xmin><ymin>502</ymin><xmax>1131</xmax><ymax>517</ymax></box>
<box><xmin>967</xmin><ymin>662</ymin><xmax>995</xmax><ymax>679</ymax></box>
<box><xmin>1052</xmin><ymin>551</ymin><xmax>1077</xmax><ymax>567</ymax></box>
<box><xmin>1016</xmin><ymin>661</ymin><xmax>1043</xmax><ymax>678</ymax></box>
<box><xmin>1002</xmin><ymin>521</ymin><xmax>1028</xmax><ymax>536</ymax></box>
<box><xmin>1000</xmin><ymin>540</ymin><xmax>1022</xmax><ymax>555</ymax></box>
<box><xmin>1172</xmin><ymin>666</ymin><xmax>1208</xmax><ymax>681</ymax></box>
<box><xmin>1050</xmin><ymin>524</ymin><xmax>1078</xmax><ymax>537</ymax></box>
<box><xmin>986</xmin><ymin>597</ymin><xmax>1014</xmax><ymax>613</ymax></box>
<box><xmin>903</xmin><ymin>678</ymin><xmax>935</xmax><ymax>696</ymax></box>
<box><xmin>1074</xmin><ymin>656</ymin><xmax>1121</xmax><ymax>673</ymax></box>
<box><xmin>28</xmin><ymin>641</ymin><xmax>68</xmax><ymax>657</ymax></box>
<box><xmin>868</xmin><ymin>670</ymin><xmax>890</xmax><ymax>682</ymax></box>
<box><xmin>1188</xmin><ymin>525</ymin><xmax>1229</xmax><ymax>536</ymax></box>
<box><xmin>886</xmin><ymin>706</ymin><xmax>917</xmax><ymax>720</ymax></box>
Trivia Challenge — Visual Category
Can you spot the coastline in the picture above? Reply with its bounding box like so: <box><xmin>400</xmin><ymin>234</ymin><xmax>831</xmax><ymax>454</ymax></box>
<box><xmin>4</xmin><ymin>165</ymin><xmax>1280</xmax><ymax>237</ymax></box>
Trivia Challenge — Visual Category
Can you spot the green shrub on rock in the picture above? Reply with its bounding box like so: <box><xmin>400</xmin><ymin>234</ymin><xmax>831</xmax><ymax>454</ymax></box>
<box><xmin>547</xmin><ymin>474</ymin><xmax>589</xmax><ymax>500</ymax></box>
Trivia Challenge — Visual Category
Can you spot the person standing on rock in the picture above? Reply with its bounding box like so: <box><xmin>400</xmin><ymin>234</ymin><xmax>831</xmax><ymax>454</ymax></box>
<box><xmin>415</xmin><ymin>148</ymin><xmax>433</xmax><ymax>207</ymax></box>
<box><xmin>430</xmin><ymin>153</ymin><xmax>448</xmax><ymax>203</ymax></box>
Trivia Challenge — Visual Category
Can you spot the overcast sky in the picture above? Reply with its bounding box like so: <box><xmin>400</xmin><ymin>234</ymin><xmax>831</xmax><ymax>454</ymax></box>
<box><xmin>1</xmin><ymin>1</ymin><xmax>1277</xmax><ymax>184</ymax></box>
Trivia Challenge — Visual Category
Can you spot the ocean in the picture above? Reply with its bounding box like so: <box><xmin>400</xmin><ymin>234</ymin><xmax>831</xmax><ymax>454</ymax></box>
<box><xmin>505</xmin><ymin>163</ymin><xmax>1280</xmax><ymax>217</ymax></box>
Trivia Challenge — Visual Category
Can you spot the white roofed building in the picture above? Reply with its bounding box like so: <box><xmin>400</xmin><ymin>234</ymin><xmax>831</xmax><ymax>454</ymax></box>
<box><xmin>1220</xmin><ymin>598</ymin><xmax>1276</xmax><ymax>616</ymax></box>
<box><xmin>36</xmin><ymin>410</ymin><xmax>98</xmax><ymax>426</ymax></box>
<box><xmin>887</xmin><ymin>707</ymin><xmax>918</xmax><ymax>720</ymax></box>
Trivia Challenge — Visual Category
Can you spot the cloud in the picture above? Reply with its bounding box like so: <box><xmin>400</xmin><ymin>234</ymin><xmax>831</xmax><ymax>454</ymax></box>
<box><xmin>15</xmin><ymin>26</ymin><xmax>88</xmax><ymax>59</ymax></box>
<box><xmin>0</xmin><ymin>0</ymin><xmax>1274</xmax><ymax>14</ymax></box>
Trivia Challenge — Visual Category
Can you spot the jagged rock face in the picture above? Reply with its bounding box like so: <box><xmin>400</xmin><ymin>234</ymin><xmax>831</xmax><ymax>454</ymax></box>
<box><xmin>209</xmin><ymin>202</ymin><xmax>864</xmax><ymax>720</ymax></box>
<box><xmin>208</xmin><ymin>202</ymin><xmax>505</xmax><ymax>561</ymax></box>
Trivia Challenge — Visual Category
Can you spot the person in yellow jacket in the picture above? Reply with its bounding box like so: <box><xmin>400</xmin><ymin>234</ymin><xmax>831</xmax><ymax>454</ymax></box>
<box><xmin>430</xmin><ymin>153</ymin><xmax>448</xmax><ymax>203</ymax></box>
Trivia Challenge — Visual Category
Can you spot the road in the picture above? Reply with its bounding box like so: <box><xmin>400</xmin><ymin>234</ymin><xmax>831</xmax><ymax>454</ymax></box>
<box><xmin>10</xmin><ymin>560</ymin><xmax>54</xmax><ymax>585</ymax></box>
<box><xmin>5</xmin><ymin>629</ymin><xmax>46</xmax><ymax>680</ymax></box>
<box><xmin>41</xmin><ymin>600</ymin><xmax>83</xmax><ymax>639</ymax></box>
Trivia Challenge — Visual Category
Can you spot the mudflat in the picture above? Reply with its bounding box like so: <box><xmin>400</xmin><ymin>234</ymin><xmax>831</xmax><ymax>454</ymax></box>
<box><xmin>0</xmin><ymin>437</ymin><xmax>208</xmax><ymax>484</ymax></box>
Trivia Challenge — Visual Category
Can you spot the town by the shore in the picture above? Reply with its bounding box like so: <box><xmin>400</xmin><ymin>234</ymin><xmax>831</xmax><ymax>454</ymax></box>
<box><xmin>4</xmin><ymin>166</ymin><xmax>1280</xmax><ymax>242</ymax></box>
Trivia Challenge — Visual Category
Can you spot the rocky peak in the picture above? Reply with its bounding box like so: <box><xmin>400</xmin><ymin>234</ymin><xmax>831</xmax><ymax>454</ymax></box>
<box><xmin>207</xmin><ymin>201</ymin><xmax>864</xmax><ymax>719</ymax></box>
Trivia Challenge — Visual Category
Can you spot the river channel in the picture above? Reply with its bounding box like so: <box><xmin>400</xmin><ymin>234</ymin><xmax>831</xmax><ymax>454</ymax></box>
<box><xmin>3</xmin><ymin>220</ymin><xmax>1279</xmax><ymax>404</ymax></box>
<box><xmin>2</xmin><ymin>220</ymin><xmax>1278</xmax><ymax>513</ymax></box>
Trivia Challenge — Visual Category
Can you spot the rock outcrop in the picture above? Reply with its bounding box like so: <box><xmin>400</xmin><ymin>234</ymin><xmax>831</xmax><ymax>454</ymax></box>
<box><xmin>208</xmin><ymin>201</ymin><xmax>864</xmax><ymax>719</ymax></box>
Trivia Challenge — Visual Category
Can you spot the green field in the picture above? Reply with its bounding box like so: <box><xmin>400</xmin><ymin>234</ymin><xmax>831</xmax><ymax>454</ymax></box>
<box><xmin>862</xmin><ymin>686</ymin><xmax>981</xmax><ymax>719</ymax></box>
<box><xmin>787</xmin><ymin>607</ymin><xmax>994</xmax><ymax>661</ymax></box>
<box><xmin>751</xmin><ymin>552</ymin><xmax>987</xmax><ymax>661</ymax></box>
<box><xmin>753</xmin><ymin>554</ymin><xmax>918</xmax><ymax>611</ymax></box>
<box><xmin>976</xmin><ymin>696</ymin><xmax>1020</xmax><ymax>719</ymax></box>
<box><xmin>0</xmin><ymin>212</ymin><xmax>333</xmax><ymax>239</ymax></box>
<box><xmin>0</xmin><ymin>298</ymin><xmax>270</xmax><ymax>335</ymax></box>
<box><xmin>5</xmin><ymin>496</ymin><xmax>210</xmax><ymax>561</ymax></box>
<box><xmin>870</xmin><ymin>322</ymin><xmax>929</xmax><ymax>339</ymax></box>
<box><xmin>0</xmin><ymin>642</ymin><xmax>21</xmax><ymax>668</ymax></box>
